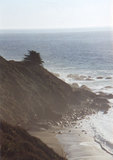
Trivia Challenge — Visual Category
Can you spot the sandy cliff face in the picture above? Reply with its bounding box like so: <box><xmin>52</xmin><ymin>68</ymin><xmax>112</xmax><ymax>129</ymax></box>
<box><xmin>0</xmin><ymin>56</ymin><xmax>73</xmax><ymax>127</ymax></box>
<box><xmin>0</xmin><ymin>56</ymin><xmax>110</xmax><ymax>128</ymax></box>
<box><xmin>0</xmin><ymin>121</ymin><xmax>66</xmax><ymax>160</ymax></box>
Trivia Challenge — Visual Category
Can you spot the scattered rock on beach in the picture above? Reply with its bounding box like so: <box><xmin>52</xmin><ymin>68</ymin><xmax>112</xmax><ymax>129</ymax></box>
<box><xmin>106</xmin><ymin>77</ymin><xmax>112</xmax><ymax>79</ymax></box>
<box><xmin>81</xmin><ymin>85</ymin><xmax>92</xmax><ymax>92</ymax></box>
<box><xmin>104</xmin><ymin>110</ymin><xmax>108</xmax><ymax>114</ymax></box>
<box><xmin>67</xmin><ymin>74</ymin><xmax>86</xmax><ymax>80</ymax></box>
<box><xmin>97</xmin><ymin>92</ymin><xmax>113</xmax><ymax>99</ymax></box>
<box><xmin>79</xmin><ymin>75</ymin><xmax>87</xmax><ymax>79</ymax></box>
<box><xmin>85</xmin><ymin>78</ymin><xmax>94</xmax><ymax>81</ymax></box>
<box><xmin>58</xmin><ymin>131</ymin><xmax>62</xmax><ymax>134</ymax></box>
<box><xmin>97</xmin><ymin>76</ymin><xmax>103</xmax><ymax>79</ymax></box>
<box><xmin>71</xmin><ymin>83</ymin><xmax>79</xmax><ymax>91</ymax></box>
<box><xmin>104</xmin><ymin>86</ymin><xmax>113</xmax><ymax>89</ymax></box>
<box><xmin>40</xmin><ymin>128</ymin><xmax>46</xmax><ymax>131</ymax></box>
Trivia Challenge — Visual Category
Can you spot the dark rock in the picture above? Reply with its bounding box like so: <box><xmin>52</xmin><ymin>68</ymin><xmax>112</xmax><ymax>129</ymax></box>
<box><xmin>105</xmin><ymin>86</ymin><xmax>113</xmax><ymax>89</ymax></box>
<box><xmin>67</xmin><ymin>74</ymin><xmax>86</xmax><ymax>80</ymax></box>
<box><xmin>71</xmin><ymin>83</ymin><xmax>79</xmax><ymax>91</ymax></box>
<box><xmin>58</xmin><ymin>131</ymin><xmax>62</xmax><ymax>134</ymax></box>
<box><xmin>97</xmin><ymin>77</ymin><xmax>103</xmax><ymax>79</ymax></box>
<box><xmin>106</xmin><ymin>77</ymin><xmax>112</xmax><ymax>79</ymax></box>
<box><xmin>81</xmin><ymin>85</ymin><xmax>92</xmax><ymax>92</ymax></box>
<box><xmin>104</xmin><ymin>110</ymin><xmax>108</xmax><ymax>114</ymax></box>
<box><xmin>98</xmin><ymin>92</ymin><xmax>113</xmax><ymax>99</ymax></box>
<box><xmin>85</xmin><ymin>78</ymin><xmax>94</xmax><ymax>81</ymax></box>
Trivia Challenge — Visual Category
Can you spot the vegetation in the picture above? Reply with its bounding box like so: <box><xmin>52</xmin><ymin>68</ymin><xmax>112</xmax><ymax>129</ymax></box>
<box><xmin>24</xmin><ymin>50</ymin><xmax>44</xmax><ymax>65</ymax></box>
<box><xmin>0</xmin><ymin>121</ymin><xmax>67</xmax><ymax>160</ymax></box>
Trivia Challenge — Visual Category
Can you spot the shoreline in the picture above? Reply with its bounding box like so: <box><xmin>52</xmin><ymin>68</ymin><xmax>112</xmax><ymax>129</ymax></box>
<box><xmin>57</xmin><ymin>127</ymin><xmax>113</xmax><ymax>160</ymax></box>
<box><xmin>94</xmin><ymin>139</ymin><xmax>113</xmax><ymax>157</ymax></box>
<box><xmin>29</xmin><ymin>126</ymin><xmax>113</xmax><ymax>160</ymax></box>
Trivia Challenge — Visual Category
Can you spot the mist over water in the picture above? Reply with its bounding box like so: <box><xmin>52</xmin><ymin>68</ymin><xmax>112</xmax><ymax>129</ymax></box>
<box><xmin>0</xmin><ymin>29</ymin><xmax>113</xmax><ymax>156</ymax></box>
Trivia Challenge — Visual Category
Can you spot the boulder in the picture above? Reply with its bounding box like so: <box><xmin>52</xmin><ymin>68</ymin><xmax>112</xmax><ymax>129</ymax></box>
<box><xmin>97</xmin><ymin>76</ymin><xmax>103</xmax><ymax>79</ymax></box>
<box><xmin>81</xmin><ymin>85</ymin><xmax>92</xmax><ymax>92</ymax></box>
<box><xmin>106</xmin><ymin>77</ymin><xmax>112</xmax><ymax>79</ymax></box>
<box><xmin>71</xmin><ymin>83</ymin><xmax>79</xmax><ymax>91</ymax></box>
<box><xmin>67</xmin><ymin>74</ymin><xmax>86</xmax><ymax>80</ymax></box>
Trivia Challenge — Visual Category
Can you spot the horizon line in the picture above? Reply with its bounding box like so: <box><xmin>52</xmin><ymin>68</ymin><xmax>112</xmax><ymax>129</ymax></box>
<box><xmin>0</xmin><ymin>26</ymin><xmax>112</xmax><ymax>30</ymax></box>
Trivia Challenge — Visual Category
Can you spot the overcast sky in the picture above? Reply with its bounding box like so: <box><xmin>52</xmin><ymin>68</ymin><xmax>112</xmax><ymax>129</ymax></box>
<box><xmin>0</xmin><ymin>0</ymin><xmax>113</xmax><ymax>29</ymax></box>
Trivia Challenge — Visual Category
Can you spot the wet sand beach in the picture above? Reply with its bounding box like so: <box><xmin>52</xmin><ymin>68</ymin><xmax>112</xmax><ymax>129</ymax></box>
<box><xmin>30</xmin><ymin>127</ymin><xmax>113</xmax><ymax>160</ymax></box>
<box><xmin>57</xmin><ymin>128</ymin><xmax>113</xmax><ymax>160</ymax></box>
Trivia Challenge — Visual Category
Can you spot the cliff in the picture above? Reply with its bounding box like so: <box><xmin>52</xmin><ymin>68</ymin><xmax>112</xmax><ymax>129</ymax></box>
<box><xmin>0</xmin><ymin>54</ymin><xmax>110</xmax><ymax>128</ymax></box>
<box><xmin>0</xmin><ymin>55</ymin><xmax>74</xmax><ymax>127</ymax></box>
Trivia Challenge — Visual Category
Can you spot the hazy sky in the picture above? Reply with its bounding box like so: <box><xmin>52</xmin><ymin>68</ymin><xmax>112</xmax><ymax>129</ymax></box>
<box><xmin>0</xmin><ymin>0</ymin><xmax>113</xmax><ymax>29</ymax></box>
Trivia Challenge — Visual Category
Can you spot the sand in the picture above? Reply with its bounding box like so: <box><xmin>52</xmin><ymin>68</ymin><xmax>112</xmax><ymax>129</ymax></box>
<box><xmin>30</xmin><ymin>127</ymin><xmax>113</xmax><ymax>160</ymax></box>
<box><xmin>29</xmin><ymin>128</ymin><xmax>66</xmax><ymax>158</ymax></box>
<box><xmin>57</xmin><ymin>128</ymin><xmax>113</xmax><ymax>160</ymax></box>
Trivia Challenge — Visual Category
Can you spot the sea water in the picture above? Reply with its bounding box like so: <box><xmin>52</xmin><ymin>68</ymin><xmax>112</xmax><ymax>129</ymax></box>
<box><xmin>0</xmin><ymin>29</ymin><xmax>113</xmax><ymax>156</ymax></box>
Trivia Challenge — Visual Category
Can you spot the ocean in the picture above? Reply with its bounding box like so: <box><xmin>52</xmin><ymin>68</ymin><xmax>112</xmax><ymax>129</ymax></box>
<box><xmin>0</xmin><ymin>29</ymin><xmax>113</xmax><ymax>158</ymax></box>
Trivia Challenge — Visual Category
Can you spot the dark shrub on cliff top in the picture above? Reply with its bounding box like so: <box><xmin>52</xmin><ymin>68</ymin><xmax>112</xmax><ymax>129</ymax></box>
<box><xmin>24</xmin><ymin>50</ymin><xmax>44</xmax><ymax>65</ymax></box>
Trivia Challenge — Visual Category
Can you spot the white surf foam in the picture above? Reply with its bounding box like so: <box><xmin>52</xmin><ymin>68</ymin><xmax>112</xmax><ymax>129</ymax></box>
<box><xmin>81</xmin><ymin>106</ymin><xmax>113</xmax><ymax>155</ymax></box>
